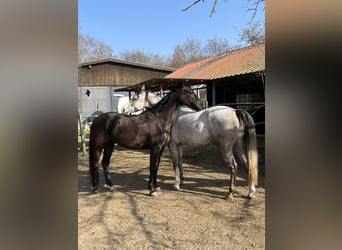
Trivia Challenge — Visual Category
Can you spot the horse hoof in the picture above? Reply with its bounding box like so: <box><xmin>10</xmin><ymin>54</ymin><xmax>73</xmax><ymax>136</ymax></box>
<box><xmin>247</xmin><ymin>193</ymin><xmax>256</xmax><ymax>199</ymax></box>
<box><xmin>155</xmin><ymin>186</ymin><xmax>161</xmax><ymax>192</ymax></box>
<box><xmin>173</xmin><ymin>184</ymin><xmax>180</xmax><ymax>191</ymax></box>
<box><xmin>150</xmin><ymin>191</ymin><xmax>158</xmax><ymax>197</ymax></box>
<box><xmin>103</xmin><ymin>184</ymin><xmax>115</xmax><ymax>191</ymax></box>
<box><xmin>92</xmin><ymin>187</ymin><xmax>99</xmax><ymax>193</ymax></box>
<box><xmin>225</xmin><ymin>193</ymin><xmax>234</xmax><ymax>200</ymax></box>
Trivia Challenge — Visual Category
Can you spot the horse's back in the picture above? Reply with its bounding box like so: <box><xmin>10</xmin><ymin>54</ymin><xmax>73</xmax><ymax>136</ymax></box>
<box><xmin>172</xmin><ymin>108</ymin><xmax>211</xmax><ymax>146</ymax></box>
<box><xmin>172</xmin><ymin>106</ymin><xmax>239</xmax><ymax>146</ymax></box>
<box><xmin>91</xmin><ymin>112</ymin><xmax>118</xmax><ymax>130</ymax></box>
<box><xmin>89</xmin><ymin>112</ymin><xmax>119</xmax><ymax>146</ymax></box>
<box><xmin>206</xmin><ymin>106</ymin><xmax>239</xmax><ymax>139</ymax></box>
<box><xmin>207</xmin><ymin>106</ymin><xmax>238</xmax><ymax>128</ymax></box>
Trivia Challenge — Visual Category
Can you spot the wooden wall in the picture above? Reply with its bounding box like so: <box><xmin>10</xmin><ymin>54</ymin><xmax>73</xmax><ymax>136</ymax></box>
<box><xmin>79</xmin><ymin>61</ymin><xmax>173</xmax><ymax>87</ymax></box>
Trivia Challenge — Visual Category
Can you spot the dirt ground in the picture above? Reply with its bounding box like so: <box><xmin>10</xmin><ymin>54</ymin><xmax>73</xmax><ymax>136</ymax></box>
<box><xmin>78</xmin><ymin>145</ymin><xmax>265</xmax><ymax>250</ymax></box>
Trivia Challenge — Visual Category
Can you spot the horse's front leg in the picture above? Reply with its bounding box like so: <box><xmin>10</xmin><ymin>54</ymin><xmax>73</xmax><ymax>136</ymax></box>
<box><xmin>148</xmin><ymin>146</ymin><xmax>164</xmax><ymax>196</ymax></box>
<box><xmin>178</xmin><ymin>146</ymin><xmax>184</xmax><ymax>186</ymax></box>
<box><xmin>168</xmin><ymin>142</ymin><xmax>181</xmax><ymax>190</ymax></box>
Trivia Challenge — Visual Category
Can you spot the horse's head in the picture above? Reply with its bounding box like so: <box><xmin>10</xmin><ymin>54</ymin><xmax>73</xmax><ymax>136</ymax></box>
<box><xmin>130</xmin><ymin>90</ymin><xmax>161</xmax><ymax>112</ymax></box>
<box><xmin>177</xmin><ymin>84</ymin><xmax>203</xmax><ymax>112</ymax></box>
<box><xmin>130</xmin><ymin>90</ymin><xmax>146</xmax><ymax>111</ymax></box>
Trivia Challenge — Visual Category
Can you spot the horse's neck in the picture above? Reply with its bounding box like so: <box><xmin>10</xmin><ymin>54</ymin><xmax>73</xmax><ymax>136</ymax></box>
<box><xmin>157</xmin><ymin>93</ymin><xmax>180</xmax><ymax>128</ymax></box>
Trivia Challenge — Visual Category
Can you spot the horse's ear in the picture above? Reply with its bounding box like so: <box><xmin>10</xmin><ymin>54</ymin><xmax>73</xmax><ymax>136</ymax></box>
<box><xmin>181</xmin><ymin>82</ymin><xmax>191</xmax><ymax>89</ymax></box>
<box><xmin>181</xmin><ymin>82</ymin><xmax>192</xmax><ymax>91</ymax></box>
<box><xmin>169</xmin><ymin>84</ymin><xmax>177</xmax><ymax>92</ymax></box>
<box><xmin>175</xmin><ymin>82</ymin><xmax>185</xmax><ymax>90</ymax></box>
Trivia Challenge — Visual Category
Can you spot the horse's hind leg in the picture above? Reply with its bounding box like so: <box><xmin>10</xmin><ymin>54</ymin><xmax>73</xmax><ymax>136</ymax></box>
<box><xmin>233</xmin><ymin>140</ymin><xmax>256</xmax><ymax>199</ymax></box>
<box><xmin>102</xmin><ymin>141</ymin><xmax>115</xmax><ymax>190</ymax></box>
<box><xmin>90</xmin><ymin>146</ymin><xmax>102</xmax><ymax>192</ymax></box>
<box><xmin>168</xmin><ymin>142</ymin><xmax>182</xmax><ymax>190</ymax></box>
<box><xmin>178</xmin><ymin>146</ymin><xmax>185</xmax><ymax>185</ymax></box>
<box><xmin>222</xmin><ymin>149</ymin><xmax>237</xmax><ymax>199</ymax></box>
<box><xmin>228</xmin><ymin>157</ymin><xmax>238</xmax><ymax>199</ymax></box>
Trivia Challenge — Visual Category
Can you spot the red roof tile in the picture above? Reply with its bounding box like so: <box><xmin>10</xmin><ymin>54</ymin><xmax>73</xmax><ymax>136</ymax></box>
<box><xmin>166</xmin><ymin>56</ymin><xmax>215</xmax><ymax>79</ymax></box>
<box><xmin>165</xmin><ymin>43</ymin><xmax>265</xmax><ymax>80</ymax></box>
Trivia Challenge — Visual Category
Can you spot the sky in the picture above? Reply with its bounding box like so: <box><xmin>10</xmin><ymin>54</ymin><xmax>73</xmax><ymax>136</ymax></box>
<box><xmin>78</xmin><ymin>0</ymin><xmax>265</xmax><ymax>57</ymax></box>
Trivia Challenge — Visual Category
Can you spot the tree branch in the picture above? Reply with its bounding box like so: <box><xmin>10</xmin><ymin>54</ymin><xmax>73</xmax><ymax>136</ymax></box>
<box><xmin>209</xmin><ymin>0</ymin><xmax>218</xmax><ymax>17</ymax></box>
<box><xmin>183</xmin><ymin>0</ymin><xmax>264</xmax><ymax>18</ymax></box>
<box><xmin>182</xmin><ymin>0</ymin><xmax>203</xmax><ymax>12</ymax></box>
<box><xmin>247</xmin><ymin>0</ymin><xmax>264</xmax><ymax>20</ymax></box>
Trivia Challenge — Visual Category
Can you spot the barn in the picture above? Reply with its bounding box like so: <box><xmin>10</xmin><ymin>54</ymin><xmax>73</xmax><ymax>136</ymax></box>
<box><xmin>78</xmin><ymin>59</ymin><xmax>175</xmax><ymax>120</ymax></box>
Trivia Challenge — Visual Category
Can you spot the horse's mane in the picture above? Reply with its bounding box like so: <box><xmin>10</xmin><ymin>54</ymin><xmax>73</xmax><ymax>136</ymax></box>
<box><xmin>141</xmin><ymin>89</ymin><xmax>175</xmax><ymax>114</ymax></box>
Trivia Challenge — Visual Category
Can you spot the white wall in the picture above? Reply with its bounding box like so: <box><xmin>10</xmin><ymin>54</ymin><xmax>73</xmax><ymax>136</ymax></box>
<box><xmin>78</xmin><ymin>86</ymin><xmax>130</xmax><ymax>121</ymax></box>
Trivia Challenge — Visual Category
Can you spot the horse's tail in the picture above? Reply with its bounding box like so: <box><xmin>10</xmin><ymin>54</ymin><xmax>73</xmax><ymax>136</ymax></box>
<box><xmin>235</xmin><ymin>109</ymin><xmax>258</xmax><ymax>186</ymax></box>
<box><xmin>88</xmin><ymin>134</ymin><xmax>94</xmax><ymax>173</ymax></box>
<box><xmin>88</xmin><ymin>119</ymin><xmax>103</xmax><ymax>190</ymax></box>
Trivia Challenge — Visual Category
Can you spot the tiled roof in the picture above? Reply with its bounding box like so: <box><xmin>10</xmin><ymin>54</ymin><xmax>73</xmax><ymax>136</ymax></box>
<box><xmin>165</xmin><ymin>43</ymin><xmax>265</xmax><ymax>80</ymax></box>
<box><xmin>166</xmin><ymin>56</ymin><xmax>215</xmax><ymax>79</ymax></box>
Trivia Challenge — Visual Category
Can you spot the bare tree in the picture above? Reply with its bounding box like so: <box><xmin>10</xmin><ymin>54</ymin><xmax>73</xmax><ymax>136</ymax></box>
<box><xmin>149</xmin><ymin>53</ymin><xmax>168</xmax><ymax>66</ymax></box>
<box><xmin>238</xmin><ymin>21</ymin><xmax>265</xmax><ymax>46</ymax></box>
<box><xmin>168</xmin><ymin>37</ymin><xmax>233</xmax><ymax>68</ymax></box>
<box><xmin>78</xmin><ymin>33</ymin><xmax>113</xmax><ymax>63</ymax></box>
<box><xmin>119</xmin><ymin>49</ymin><xmax>167</xmax><ymax>66</ymax></box>
<box><xmin>203</xmin><ymin>36</ymin><xmax>231</xmax><ymax>57</ymax></box>
<box><xmin>169</xmin><ymin>38</ymin><xmax>205</xmax><ymax>68</ymax></box>
<box><xmin>119</xmin><ymin>49</ymin><xmax>149</xmax><ymax>64</ymax></box>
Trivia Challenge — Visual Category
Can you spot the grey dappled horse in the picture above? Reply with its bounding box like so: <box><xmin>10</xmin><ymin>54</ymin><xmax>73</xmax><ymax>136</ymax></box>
<box><xmin>169</xmin><ymin>106</ymin><xmax>258</xmax><ymax>199</ymax></box>
<box><xmin>131</xmin><ymin>92</ymin><xmax>259</xmax><ymax>199</ymax></box>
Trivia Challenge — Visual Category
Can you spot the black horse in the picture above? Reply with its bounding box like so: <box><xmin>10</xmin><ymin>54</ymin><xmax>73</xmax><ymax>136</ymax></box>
<box><xmin>89</xmin><ymin>84</ymin><xmax>203</xmax><ymax>195</ymax></box>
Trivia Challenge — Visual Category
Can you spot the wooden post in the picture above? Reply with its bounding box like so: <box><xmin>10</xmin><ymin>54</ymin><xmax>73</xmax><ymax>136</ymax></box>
<box><xmin>212</xmin><ymin>82</ymin><xmax>216</xmax><ymax>106</ymax></box>
<box><xmin>78</xmin><ymin>111</ymin><xmax>86</xmax><ymax>155</ymax></box>
<box><xmin>159</xmin><ymin>84</ymin><xmax>164</xmax><ymax>97</ymax></box>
